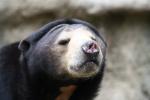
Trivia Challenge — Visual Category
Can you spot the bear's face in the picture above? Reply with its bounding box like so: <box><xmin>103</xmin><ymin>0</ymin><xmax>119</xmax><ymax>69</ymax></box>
<box><xmin>19</xmin><ymin>20</ymin><xmax>106</xmax><ymax>80</ymax></box>
<box><xmin>53</xmin><ymin>25</ymin><xmax>103</xmax><ymax>78</ymax></box>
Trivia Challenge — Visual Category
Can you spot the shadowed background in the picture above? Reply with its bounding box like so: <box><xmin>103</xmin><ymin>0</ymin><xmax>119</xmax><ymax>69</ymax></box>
<box><xmin>0</xmin><ymin>0</ymin><xmax>150</xmax><ymax>100</ymax></box>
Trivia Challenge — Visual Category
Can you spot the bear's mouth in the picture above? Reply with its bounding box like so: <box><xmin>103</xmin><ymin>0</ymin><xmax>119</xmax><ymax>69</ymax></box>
<box><xmin>80</xmin><ymin>59</ymin><xmax>98</xmax><ymax>69</ymax></box>
<box><xmin>69</xmin><ymin>60</ymin><xmax>99</xmax><ymax>78</ymax></box>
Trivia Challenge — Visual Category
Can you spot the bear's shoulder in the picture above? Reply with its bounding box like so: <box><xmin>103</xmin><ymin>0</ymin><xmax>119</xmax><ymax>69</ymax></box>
<box><xmin>0</xmin><ymin>42</ymin><xmax>20</xmax><ymax>67</ymax></box>
<box><xmin>0</xmin><ymin>42</ymin><xmax>21</xmax><ymax>76</ymax></box>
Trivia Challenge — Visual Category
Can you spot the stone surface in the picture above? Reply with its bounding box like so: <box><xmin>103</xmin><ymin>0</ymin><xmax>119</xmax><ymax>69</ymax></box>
<box><xmin>94</xmin><ymin>15</ymin><xmax>150</xmax><ymax>100</ymax></box>
<box><xmin>0</xmin><ymin>0</ymin><xmax>150</xmax><ymax>100</ymax></box>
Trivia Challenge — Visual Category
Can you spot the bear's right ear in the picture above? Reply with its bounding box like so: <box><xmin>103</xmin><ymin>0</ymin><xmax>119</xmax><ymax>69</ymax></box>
<box><xmin>18</xmin><ymin>40</ymin><xmax>30</xmax><ymax>52</ymax></box>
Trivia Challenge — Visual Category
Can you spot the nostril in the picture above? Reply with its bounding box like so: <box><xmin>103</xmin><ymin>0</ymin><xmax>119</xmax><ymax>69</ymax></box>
<box><xmin>89</xmin><ymin>43</ymin><xmax>97</xmax><ymax>50</ymax></box>
<box><xmin>82</xmin><ymin>41</ymin><xmax>99</xmax><ymax>55</ymax></box>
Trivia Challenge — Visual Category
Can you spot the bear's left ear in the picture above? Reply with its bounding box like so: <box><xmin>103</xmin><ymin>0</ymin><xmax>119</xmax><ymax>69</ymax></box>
<box><xmin>18</xmin><ymin>39</ymin><xmax>30</xmax><ymax>52</ymax></box>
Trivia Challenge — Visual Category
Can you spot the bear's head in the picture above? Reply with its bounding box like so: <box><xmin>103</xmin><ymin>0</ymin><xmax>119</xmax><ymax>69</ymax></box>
<box><xmin>18</xmin><ymin>19</ymin><xmax>107</xmax><ymax>82</ymax></box>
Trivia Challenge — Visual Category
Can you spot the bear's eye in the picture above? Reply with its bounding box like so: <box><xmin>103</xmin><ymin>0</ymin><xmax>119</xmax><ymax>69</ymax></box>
<box><xmin>58</xmin><ymin>39</ymin><xmax>70</xmax><ymax>45</ymax></box>
<box><xmin>91</xmin><ymin>37</ymin><xmax>96</xmax><ymax>41</ymax></box>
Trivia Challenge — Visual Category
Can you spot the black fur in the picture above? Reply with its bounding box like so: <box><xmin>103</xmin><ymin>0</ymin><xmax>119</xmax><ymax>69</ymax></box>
<box><xmin>0</xmin><ymin>19</ymin><xmax>107</xmax><ymax>100</ymax></box>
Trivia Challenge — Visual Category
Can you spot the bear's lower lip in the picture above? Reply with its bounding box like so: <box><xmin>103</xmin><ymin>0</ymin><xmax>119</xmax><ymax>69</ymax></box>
<box><xmin>70</xmin><ymin>61</ymin><xmax>98</xmax><ymax>72</ymax></box>
<box><xmin>82</xmin><ymin>60</ymin><xmax>99</xmax><ymax>67</ymax></box>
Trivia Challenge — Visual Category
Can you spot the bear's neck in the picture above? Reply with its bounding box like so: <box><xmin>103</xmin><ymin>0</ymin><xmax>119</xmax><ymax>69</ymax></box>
<box><xmin>20</xmin><ymin>57</ymin><xmax>83</xmax><ymax>100</ymax></box>
<box><xmin>28</xmin><ymin>72</ymin><xmax>79</xmax><ymax>100</ymax></box>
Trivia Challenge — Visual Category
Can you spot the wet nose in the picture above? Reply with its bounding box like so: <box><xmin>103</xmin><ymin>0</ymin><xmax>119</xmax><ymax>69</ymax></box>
<box><xmin>82</xmin><ymin>41</ymin><xmax>99</xmax><ymax>56</ymax></box>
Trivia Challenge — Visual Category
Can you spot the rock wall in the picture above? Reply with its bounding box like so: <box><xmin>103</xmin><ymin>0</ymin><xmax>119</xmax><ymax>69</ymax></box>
<box><xmin>96</xmin><ymin>14</ymin><xmax>150</xmax><ymax>100</ymax></box>
<box><xmin>0</xmin><ymin>0</ymin><xmax>150</xmax><ymax>100</ymax></box>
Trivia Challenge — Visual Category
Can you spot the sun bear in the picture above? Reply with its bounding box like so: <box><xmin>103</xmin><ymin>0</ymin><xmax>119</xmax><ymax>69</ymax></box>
<box><xmin>0</xmin><ymin>19</ymin><xmax>107</xmax><ymax>100</ymax></box>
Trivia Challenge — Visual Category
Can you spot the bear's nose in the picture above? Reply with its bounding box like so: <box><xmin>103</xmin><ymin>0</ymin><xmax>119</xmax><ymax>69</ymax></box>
<box><xmin>82</xmin><ymin>41</ymin><xmax>99</xmax><ymax>56</ymax></box>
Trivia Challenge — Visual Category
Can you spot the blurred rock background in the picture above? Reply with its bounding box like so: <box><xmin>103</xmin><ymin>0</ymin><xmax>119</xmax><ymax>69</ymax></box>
<box><xmin>0</xmin><ymin>0</ymin><xmax>150</xmax><ymax>100</ymax></box>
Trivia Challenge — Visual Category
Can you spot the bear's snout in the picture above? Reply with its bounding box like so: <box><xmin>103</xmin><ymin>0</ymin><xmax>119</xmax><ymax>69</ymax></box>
<box><xmin>81</xmin><ymin>41</ymin><xmax>99</xmax><ymax>57</ymax></box>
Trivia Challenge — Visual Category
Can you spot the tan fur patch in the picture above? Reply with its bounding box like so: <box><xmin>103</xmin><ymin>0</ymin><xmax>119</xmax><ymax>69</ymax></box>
<box><xmin>55</xmin><ymin>85</ymin><xmax>77</xmax><ymax>100</ymax></box>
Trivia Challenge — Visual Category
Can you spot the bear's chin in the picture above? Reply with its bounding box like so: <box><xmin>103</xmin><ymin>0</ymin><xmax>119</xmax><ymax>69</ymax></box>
<box><xmin>68</xmin><ymin>61</ymin><xmax>100</xmax><ymax>78</ymax></box>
